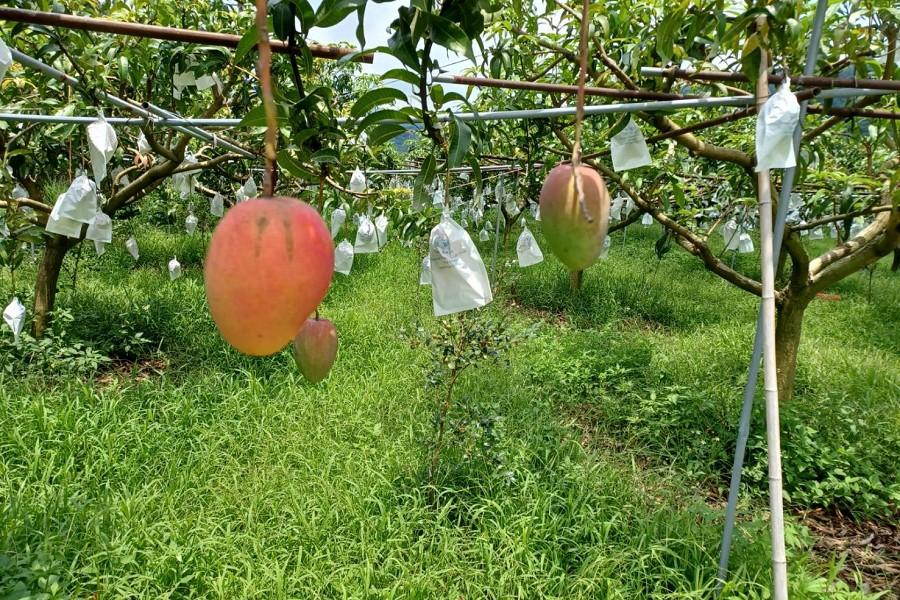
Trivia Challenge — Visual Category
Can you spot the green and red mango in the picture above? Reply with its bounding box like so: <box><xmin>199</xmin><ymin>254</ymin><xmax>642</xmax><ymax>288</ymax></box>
<box><xmin>293</xmin><ymin>317</ymin><xmax>338</xmax><ymax>383</ymax></box>
<box><xmin>204</xmin><ymin>197</ymin><xmax>333</xmax><ymax>356</ymax></box>
<box><xmin>538</xmin><ymin>164</ymin><xmax>610</xmax><ymax>272</ymax></box>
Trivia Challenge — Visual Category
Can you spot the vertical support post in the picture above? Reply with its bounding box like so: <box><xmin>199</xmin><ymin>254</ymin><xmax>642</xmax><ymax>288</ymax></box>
<box><xmin>715</xmin><ymin>1</ymin><xmax>828</xmax><ymax>594</ymax></box>
<box><xmin>754</xmin><ymin>18</ymin><xmax>788</xmax><ymax>600</ymax></box>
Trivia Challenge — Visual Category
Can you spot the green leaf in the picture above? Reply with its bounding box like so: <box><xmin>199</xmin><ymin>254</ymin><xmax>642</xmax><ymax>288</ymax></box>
<box><xmin>350</xmin><ymin>87</ymin><xmax>408</xmax><ymax>118</ymax></box>
<box><xmin>467</xmin><ymin>154</ymin><xmax>482</xmax><ymax>199</ymax></box>
<box><xmin>235</xmin><ymin>27</ymin><xmax>259</xmax><ymax>63</ymax></box>
<box><xmin>356</xmin><ymin>4</ymin><xmax>367</xmax><ymax>49</ymax></box>
<box><xmin>315</xmin><ymin>0</ymin><xmax>365</xmax><ymax>28</ymax></box>
<box><xmin>272</xmin><ymin>2</ymin><xmax>295</xmax><ymax>41</ymax></box>
<box><xmin>240</xmin><ymin>103</ymin><xmax>289</xmax><ymax>127</ymax></box>
<box><xmin>367</xmin><ymin>123</ymin><xmax>408</xmax><ymax>147</ymax></box>
<box><xmin>355</xmin><ymin>109</ymin><xmax>412</xmax><ymax>132</ymax></box>
<box><xmin>277</xmin><ymin>149</ymin><xmax>315</xmax><ymax>180</ymax></box>
<box><xmin>447</xmin><ymin>114</ymin><xmax>471</xmax><ymax>169</ymax></box>
<box><xmin>656</xmin><ymin>8</ymin><xmax>685</xmax><ymax>64</ymax></box>
<box><xmin>381</xmin><ymin>68</ymin><xmax>420</xmax><ymax>86</ymax></box>
<box><xmin>291</xmin><ymin>0</ymin><xmax>316</xmax><ymax>35</ymax></box>
<box><xmin>413</xmin><ymin>152</ymin><xmax>436</xmax><ymax>207</ymax></box>
<box><xmin>311</xmin><ymin>148</ymin><xmax>340</xmax><ymax>164</ymax></box>
<box><xmin>428</xmin><ymin>14</ymin><xmax>475</xmax><ymax>62</ymax></box>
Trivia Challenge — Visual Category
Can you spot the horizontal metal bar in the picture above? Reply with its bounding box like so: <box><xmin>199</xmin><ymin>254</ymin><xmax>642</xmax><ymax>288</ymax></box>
<box><xmin>10</xmin><ymin>48</ymin><xmax>256</xmax><ymax>159</ymax></box>
<box><xmin>433</xmin><ymin>74</ymin><xmax>690</xmax><ymax>101</ymax></box>
<box><xmin>641</xmin><ymin>67</ymin><xmax>900</xmax><ymax>92</ymax></box>
<box><xmin>0</xmin><ymin>7</ymin><xmax>372</xmax><ymax>63</ymax></box>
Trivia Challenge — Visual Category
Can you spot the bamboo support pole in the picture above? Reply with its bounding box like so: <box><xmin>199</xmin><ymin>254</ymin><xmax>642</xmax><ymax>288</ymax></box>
<box><xmin>754</xmin><ymin>18</ymin><xmax>788</xmax><ymax>600</ymax></box>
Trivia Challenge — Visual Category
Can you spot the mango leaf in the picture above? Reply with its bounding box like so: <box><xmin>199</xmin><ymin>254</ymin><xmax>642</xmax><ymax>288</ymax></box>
<box><xmin>350</xmin><ymin>88</ymin><xmax>408</xmax><ymax>118</ymax></box>
<box><xmin>315</xmin><ymin>0</ymin><xmax>365</xmax><ymax>28</ymax></box>
<box><xmin>654</xmin><ymin>229</ymin><xmax>672</xmax><ymax>259</ymax></box>
<box><xmin>413</xmin><ymin>152</ymin><xmax>436</xmax><ymax>207</ymax></box>
<box><xmin>367</xmin><ymin>123</ymin><xmax>408</xmax><ymax>147</ymax></box>
<box><xmin>356</xmin><ymin>108</ymin><xmax>412</xmax><ymax>131</ymax></box>
<box><xmin>290</xmin><ymin>0</ymin><xmax>316</xmax><ymax>35</ymax></box>
<box><xmin>235</xmin><ymin>26</ymin><xmax>259</xmax><ymax>63</ymax></box>
<box><xmin>356</xmin><ymin>4</ymin><xmax>366</xmax><ymax>48</ymax></box>
<box><xmin>240</xmin><ymin>103</ymin><xmax>289</xmax><ymax>127</ymax></box>
<box><xmin>311</xmin><ymin>148</ymin><xmax>340</xmax><ymax>164</ymax></box>
<box><xmin>277</xmin><ymin>149</ymin><xmax>316</xmax><ymax>180</ymax></box>
<box><xmin>272</xmin><ymin>1</ymin><xmax>295</xmax><ymax>41</ymax></box>
<box><xmin>428</xmin><ymin>14</ymin><xmax>475</xmax><ymax>62</ymax></box>
<box><xmin>381</xmin><ymin>68</ymin><xmax>420</xmax><ymax>86</ymax></box>
<box><xmin>447</xmin><ymin>114</ymin><xmax>472</xmax><ymax>169</ymax></box>
<box><xmin>656</xmin><ymin>7</ymin><xmax>685</xmax><ymax>63</ymax></box>
<box><xmin>467</xmin><ymin>154</ymin><xmax>482</xmax><ymax>199</ymax></box>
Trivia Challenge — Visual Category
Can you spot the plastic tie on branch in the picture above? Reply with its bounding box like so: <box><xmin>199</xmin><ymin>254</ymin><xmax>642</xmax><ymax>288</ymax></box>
<box><xmin>611</xmin><ymin>118</ymin><xmax>652</xmax><ymax>172</ymax></box>
<box><xmin>331</xmin><ymin>208</ymin><xmax>346</xmax><ymax>239</ymax></box>
<box><xmin>517</xmin><ymin>219</ymin><xmax>544</xmax><ymax>267</ymax></box>
<box><xmin>349</xmin><ymin>168</ymin><xmax>367</xmax><ymax>194</ymax></box>
<box><xmin>168</xmin><ymin>257</ymin><xmax>182</xmax><ymax>281</ymax></box>
<box><xmin>755</xmin><ymin>77</ymin><xmax>800</xmax><ymax>172</ymax></box>
<box><xmin>354</xmin><ymin>215</ymin><xmax>379</xmax><ymax>254</ymax></box>
<box><xmin>3</xmin><ymin>297</ymin><xmax>26</xmax><ymax>344</ymax></box>
<box><xmin>428</xmin><ymin>212</ymin><xmax>493</xmax><ymax>316</ymax></box>
<box><xmin>87</xmin><ymin>114</ymin><xmax>118</xmax><ymax>185</ymax></box>
<box><xmin>334</xmin><ymin>240</ymin><xmax>354</xmax><ymax>275</ymax></box>
<box><xmin>0</xmin><ymin>38</ymin><xmax>12</xmax><ymax>82</ymax></box>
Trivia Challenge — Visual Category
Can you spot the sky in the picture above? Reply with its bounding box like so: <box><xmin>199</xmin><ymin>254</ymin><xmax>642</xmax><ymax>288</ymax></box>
<box><xmin>304</xmin><ymin>0</ymin><xmax>481</xmax><ymax>101</ymax></box>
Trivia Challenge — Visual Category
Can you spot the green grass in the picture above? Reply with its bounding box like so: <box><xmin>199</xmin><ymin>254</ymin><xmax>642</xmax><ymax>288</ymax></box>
<box><xmin>1</xmin><ymin>217</ymin><xmax>897</xmax><ymax>599</ymax></box>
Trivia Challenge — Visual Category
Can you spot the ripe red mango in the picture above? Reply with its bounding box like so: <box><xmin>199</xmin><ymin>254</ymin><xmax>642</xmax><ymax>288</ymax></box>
<box><xmin>204</xmin><ymin>197</ymin><xmax>334</xmax><ymax>356</ymax></box>
<box><xmin>293</xmin><ymin>317</ymin><xmax>338</xmax><ymax>383</ymax></box>
<box><xmin>538</xmin><ymin>164</ymin><xmax>610</xmax><ymax>272</ymax></box>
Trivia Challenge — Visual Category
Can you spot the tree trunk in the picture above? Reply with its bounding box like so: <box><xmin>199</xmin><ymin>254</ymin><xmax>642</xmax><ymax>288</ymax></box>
<box><xmin>774</xmin><ymin>293</ymin><xmax>811</xmax><ymax>402</ymax></box>
<box><xmin>33</xmin><ymin>236</ymin><xmax>71</xmax><ymax>338</ymax></box>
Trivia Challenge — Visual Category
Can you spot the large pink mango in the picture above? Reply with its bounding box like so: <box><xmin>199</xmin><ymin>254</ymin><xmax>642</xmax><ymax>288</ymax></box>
<box><xmin>293</xmin><ymin>317</ymin><xmax>338</xmax><ymax>383</ymax></box>
<box><xmin>538</xmin><ymin>164</ymin><xmax>610</xmax><ymax>272</ymax></box>
<box><xmin>204</xmin><ymin>197</ymin><xmax>334</xmax><ymax>356</ymax></box>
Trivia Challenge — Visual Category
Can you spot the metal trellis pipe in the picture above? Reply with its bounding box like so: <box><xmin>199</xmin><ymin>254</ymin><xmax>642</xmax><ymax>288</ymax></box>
<box><xmin>9</xmin><ymin>48</ymin><xmax>256</xmax><ymax>159</ymax></box>
<box><xmin>640</xmin><ymin>66</ymin><xmax>900</xmax><ymax>92</ymax></box>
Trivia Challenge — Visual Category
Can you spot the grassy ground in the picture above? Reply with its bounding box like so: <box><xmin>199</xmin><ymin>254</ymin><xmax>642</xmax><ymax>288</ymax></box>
<box><xmin>1</xmin><ymin>216</ymin><xmax>897</xmax><ymax>599</ymax></box>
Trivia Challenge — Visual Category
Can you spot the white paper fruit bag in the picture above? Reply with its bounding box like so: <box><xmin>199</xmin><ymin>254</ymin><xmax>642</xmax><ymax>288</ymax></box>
<box><xmin>429</xmin><ymin>214</ymin><xmax>493</xmax><ymax>316</ymax></box>
<box><xmin>126</xmin><ymin>237</ymin><xmax>140</xmax><ymax>260</ymax></box>
<box><xmin>349</xmin><ymin>168</ymin><xmax>367</xmax><ymax>194</ymax></box>
<box><xmin>87</xmin><ymin>116</ymin><xmax>118</xmax><ymax>185</ymax></box>
<box><xmin>168</xmin><ymin>257</ymin><xmax>182</xmax><ymax>281</ymax></box>
<box><xmin>354</xmin><ymin>215</ymin><xmax>379</xmax><ymax>254</ymax></box>
<box><xmin>0</xmin><ymin>38</ymin><xmax>12</xmax><ymax>82</ymax></box>
<box><xmin>375</xmin><ymin>214</ymin><xmax>389</xmax><ymax>248</ymax></box>
<box><xmin>334</xmin><ymin>240</ymin><xmax>354</xmax><ymax>275</ymax></box>
<box><xmin>86</xmin><ymin>212</ymin><xmax>112</xmax><ymax>243</ymax></box>
<box><xmin>210</xmin><ymin>193</ymin><xmax>225</xmax><ymax>217</ymax></box>
<box><xmin>755</xmin><ymin>79</ymin><xmax>800</xmax><ymax>172</ymax></box>
<box><xmin>611</xmin><ymin>118</ymin><xmax>652</xmax><ymax>171</ymax></box>
<box><xmin>3</xmin><ymin>297</ymin><xmax>25</xmax><ymax>344</ymax></box>
<box><xmin>517</xmin><ymin>223</ymin><xmax>543</xmax><ymax>267</ymax></box>
<box><xmin>331</xmin><ymin>208</ymin><xmax>346</xmax><ymax>239</ymax></box>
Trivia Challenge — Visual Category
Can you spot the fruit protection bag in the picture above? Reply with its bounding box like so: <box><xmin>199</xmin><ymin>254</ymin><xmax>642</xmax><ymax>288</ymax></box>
<box><xmin>3</xmin><ymin>297</ymin><xmax>25</xmax><ymax>344</ymax></box>
<box><xmin>331</xmin><ymin>208</ymin><xmax>346</xmax><ymax>239</ymax></box>
<box><xmin>419</xmin><ymin>255</ymin><xmax>432</xmax><ymax>286</ymax></box>
<box><xmin>354</xmin><ymin>215</ymin><xmax>379</xmax><ymax>254</ymax></box>
<box><xmin>517</xmin><ymin>221</ymin><xmax>544</xmax><ymax>267</ymax></box>
<box><xmin>610</xmin><ymin>118</ymin><xmax>652</xmax><ymax>171</ymax></box>
<box><xmin>755</xmin><ymin>79</ymin><xmax>799</xmax><ymax>172</ymax></box>
<box><xmin>428</xmin><ymin>213</ymin><xmax>493</xmax><ymax>316</ymax></box>
<box><xmin>349</xmin><ymin>168</ymin><xmax>367</xmax><ymax>194</ymax></box>
<box><xmin>375</xmin><ymin>214</ymin><xmax>389</xmax><ymax>249</ymax></box>
<box><xmin>334</xmin><ymin>240</ymin><xmax>354</xmax><ymax>275</ymax></box>
<box><xmin>0</xmin><ymin>39</ymin><xmax>12</xmax><ymax>82</ymax></box>
<box><xmin>87</xmin><ymin>116</ymin><xmax>118</xmax><ymax>185</ymax></box>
